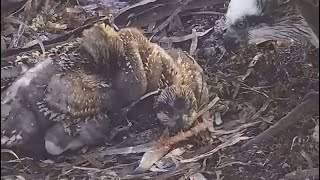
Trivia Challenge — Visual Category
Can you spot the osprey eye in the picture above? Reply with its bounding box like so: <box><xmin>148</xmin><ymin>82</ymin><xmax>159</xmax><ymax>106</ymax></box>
<box><xmin>236</xmin><ymin>21</ymin><xmax>247</xmax><ymax>29</ymax></box>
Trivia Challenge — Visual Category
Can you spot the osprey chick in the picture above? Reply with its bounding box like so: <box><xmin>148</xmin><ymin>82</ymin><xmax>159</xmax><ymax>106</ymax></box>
<box><xmin>82</xmin><ymin>24</ymin><xmax>210</xmax><ymax>132</ymax></box>
<box><xmin>223</xmin><ymin>0</ymin><xmax>319</xmax><ymax>49</ymax></box>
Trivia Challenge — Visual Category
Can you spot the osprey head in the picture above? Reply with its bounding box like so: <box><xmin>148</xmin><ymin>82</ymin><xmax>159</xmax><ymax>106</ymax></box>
<box><xmin>223</xmin><ymin>0</ymin><xmax>319</xmax><ymax>50</ymax></box>
<box><xmin>154</xmin><ymin>86</ymin><xmax>197</xmax><ymax>133</ymax></box>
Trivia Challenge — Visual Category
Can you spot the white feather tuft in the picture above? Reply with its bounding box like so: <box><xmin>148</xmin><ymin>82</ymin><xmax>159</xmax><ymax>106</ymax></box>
<box><xmin>45</xmin><ymin>140</ymin><xmax>65</xmax><ymax>155</ymax></box>
<box><xmin>225</xmin><ymin>0</ymin><xmax>261</xmax><ymax>26</ymax></box>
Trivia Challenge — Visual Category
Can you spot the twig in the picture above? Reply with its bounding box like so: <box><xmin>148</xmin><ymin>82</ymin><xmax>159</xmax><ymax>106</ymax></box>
<box><xmin>152</xmin><ymin>0</ymin><xmax>186</xmax><ymax>34</ymax></box>
<box><xmin>181</xmin><ymin>134</ymin><xmax>251</xmax><ymax>163</ymax></box>
<box><xmin>215</xmin><ymin>161</ymin><xmax>251</xmax><ymax>169</ymax></box>
<box><xmin>181</xmin><ymin>11</ymin><xmax>224</xmax><ymax>16</ymax></box>
<box><xmin>1</xmin><ymin>149</ymin><xmax>22</xmax><ymax>164</ymax></box>
<box><xmin>100</xmin><ymin>142</ymin><xmax>155</xmax><ymax>156</ymax></box>
<box><xmin>152</xmin><ymin>27</ymin><xmax>213</xmax><ymax>43</ymax></box>
<box><xmin>4</xmin><ymin>16</ymin><xmax>45</xmax><ymax>55</ymax></box>
<box><xmin>215</xmin><ymin>50</ymin><xmax>226</xmax><ymax>64</ymax></box>
<box><xmin>121</xmin><ymin>89</ymin><xmax>161</xmax><ymax>115</ymax></box>
<box><xmin>238</xmin><ymin>53</ymin><xmax>263</xmax><ymax>81</ymax></box>
<box><xmin>241</xmin><ymin>92</ymin><xmax>319</xmax><ymax>149</ymax></box>
<box><xmin>189</xmin><ymin>28</ymin><xmax>198</xmax><ymax>55</ymax></box>
<box><xmin>250</xmin><ymin>99</ymin><xmax>272</xmax><ymax>120</ymax></box>
<box><xmin>300</xmin><ymin>149</ymin><xmax>314</xmax><ymax>169</ymax></box>
<box><xmin>290</xmin><ymin>136</ymin><xmax>300</xmax><ymax>150</ymax></box>
<box><xmin>122</xmin><ymin>172</ymin><xmax>158</xmax><ymax>180</ymax></box>
<box><xmin>1</xmin><ymin>16</ymin><xmax>110</xmax><ymax>57</ymax></box>
<box><xmin>214</xmin><ymin>121</ymin><xmax>262</xmax><ymax>135</ymax></box>
<box><xmin>72</xmin><ymin>166</ymin><xmax>101</xmax><ymax>172</ymax></box>
<box><xmin>239</xmin><ymin>82</ymin><xmax>269</xmax><ymax>98</ymax></box>
<box><xmin>152</xmin><ymin>162</ymin><xmax>201</xmax><ymax>180</ymax></box>
<box><xmin>193</xmin><ymin>96</ymin><xmax>220</xmax><ymax>121</ymax></box>
<box><xmin>1</xmin><ymin>149</ymin><xmax>28</xmax><ymax>169</ymax></box>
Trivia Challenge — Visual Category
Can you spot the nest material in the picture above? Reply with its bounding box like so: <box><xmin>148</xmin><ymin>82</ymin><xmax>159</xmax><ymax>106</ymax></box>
<box><xmin>1</xmin><ymin>0</ymin><xmax>319</xmax><ymax>179</ymax></box>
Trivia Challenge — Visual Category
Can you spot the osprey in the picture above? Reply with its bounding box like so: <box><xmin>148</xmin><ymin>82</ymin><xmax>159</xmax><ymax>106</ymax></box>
<box><xmin>223</xmin><ymin>0</ymin><xmax>319</xmax><ymax>49</ymax></box>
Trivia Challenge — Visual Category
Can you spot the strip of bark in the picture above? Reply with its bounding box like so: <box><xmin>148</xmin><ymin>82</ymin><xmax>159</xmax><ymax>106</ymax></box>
<box><xmin>242</xmin><ymin>92</ymin><xmax>319</xmax><ymax>149</ymax></box>
<box><xmin>280</xmin><ymin>168</ymin><xmax>319</xmax><ymax>180</ymax></box>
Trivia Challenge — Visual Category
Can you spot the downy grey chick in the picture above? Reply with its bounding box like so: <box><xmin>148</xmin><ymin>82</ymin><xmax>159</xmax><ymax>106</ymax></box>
<box><xmin>1</xmin><ymin>38</ymin><xmax>116</xmax><ymax>156</ymax></box>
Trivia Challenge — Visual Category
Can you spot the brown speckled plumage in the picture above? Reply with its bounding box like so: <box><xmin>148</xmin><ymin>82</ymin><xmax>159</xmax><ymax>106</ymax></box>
<box><xmin>83</xmin><ymin>23</ymin><xmax>208</xmax><ymax>98</ymax></box>
<box><xmin>1</xmin><ymin>23</ymin><xmax>209</xmax><ymax>155</ymax></box>
<box><xmin>41</xmin><ymin>70</ymin><xmax>116</xmax><ymax>136</ymax></box>
<box><xmin>45</xmin><ymin>71</ymin><xmax>112</xmax><ymax>119</ymax></box>
<box><xmin>82</xmin><ymin>24</ymin><xmax>209</xmax><ymax>132</ymax></box>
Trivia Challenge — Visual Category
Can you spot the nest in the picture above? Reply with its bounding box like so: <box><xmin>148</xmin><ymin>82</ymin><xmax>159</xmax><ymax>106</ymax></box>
<box><xmin>1</xmin><ymin>0</ymin><xmax>319</xmax><ymax>179</ymax></box>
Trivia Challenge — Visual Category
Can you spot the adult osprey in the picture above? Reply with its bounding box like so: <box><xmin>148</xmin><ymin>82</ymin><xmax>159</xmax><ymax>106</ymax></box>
<box><xmin>222</xmin><ymin>0</ymin><xmax>319</xmax><ymax>149</ymax></box>
<box><xmin>223</xmin><ymin>0</ymin><xmax>319</xmax><ymax>49</ymax></box>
